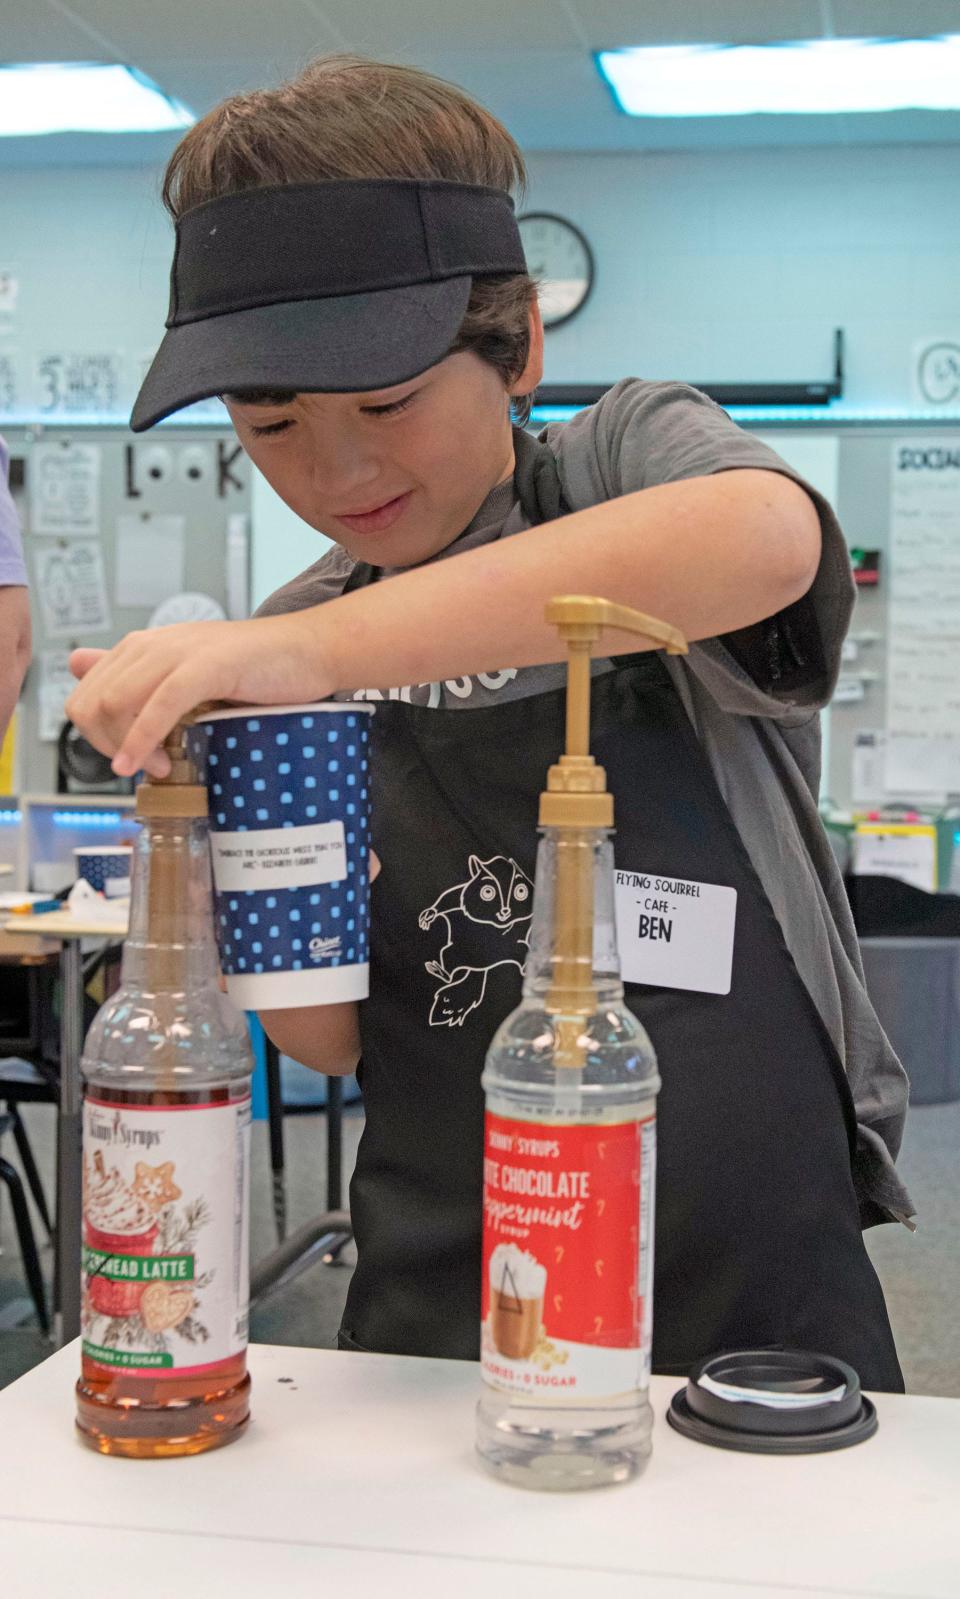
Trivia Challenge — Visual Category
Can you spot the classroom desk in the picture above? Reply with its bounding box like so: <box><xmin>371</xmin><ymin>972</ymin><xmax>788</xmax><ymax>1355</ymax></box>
<box><xmin>0</xmin><ymin>1342</ymin><xmax>957</xmax><ymax>1599</ymax></box>
<box><xmin>4</xmin><ymin>912</ymin><xmax>127</xmax><ymax>1348</ymax></box>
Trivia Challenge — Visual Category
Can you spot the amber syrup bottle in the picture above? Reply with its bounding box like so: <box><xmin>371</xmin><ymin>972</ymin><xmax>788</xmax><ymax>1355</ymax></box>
<box><xmin>76</xmin><ymin>726</ymin><xmax>253</xmax><ymax>1457</ymax></box>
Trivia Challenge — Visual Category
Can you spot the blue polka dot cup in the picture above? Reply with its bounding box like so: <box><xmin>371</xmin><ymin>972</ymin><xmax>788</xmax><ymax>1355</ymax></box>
<box><xmin>73</xmin><ymin>846</ymin><xmax>132</xmax><ymax>899</ymax></box>
<box><xmin>188</xmin><ymin>702</ymin><xmax>374</xmax><ymax>1010</ymax></box>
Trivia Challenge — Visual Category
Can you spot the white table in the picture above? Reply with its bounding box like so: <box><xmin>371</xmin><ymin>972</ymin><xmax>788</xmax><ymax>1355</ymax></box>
<box><xmin>4</xmin><ymin>911</ymin><xmax>128</xmax><ymax>1346</ymax></box>
<box><xmin>0</xmin><ymin>1343</ymin><xmax>957</xmax><ymax>1599</ymax></box>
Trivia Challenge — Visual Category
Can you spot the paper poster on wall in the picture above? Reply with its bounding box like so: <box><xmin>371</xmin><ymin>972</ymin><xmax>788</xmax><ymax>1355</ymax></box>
<box><xmin>115</xmin><ymin>514</ymin><xmax>185</xmax><ymax>608</ymax></box>
<box><xmin>851</xmin><ymin>731</ymin><xmax>885</xmax><ymax>805</ymax></box>
<box><xmin>0</xmin><ymin>351</ymin><xmax>16</xmax><ymax>413</ymax></box>
<box><xmin>29</xmin><ymin>442</ymin><xmax>101</xmax><ymax>535</ymax></box>
<box><xmin>852</xmin><ymin>823</ymin><xmax>937</xmax><ymax>894</ymax></box>
<box><xmin>833</xmin><ymin>676</ymin><xmax>864</xmax><ymax>705</ymax></box>
<box><xmin>885</xmin><ymin>440</ymin><xmax>960</xmax><ymax>796</ymax></box>
<box><xmin>37</xmin><ymin>649</ymin><xmax>76</xmax><ymax>742</ymax></box>
<box><xmin>35</xmin><ymin>350</ymin><xmax>122</xmax><ymax>416</ymax></box>
<box><xmin>34</xmin><ymin>540</ymin><xmax>110</xmax><ymax>638</ymax></box>
<box><xmin>0</xmin><ymin>272</ymin><xmax>18</xmax><ymax>315</ymax></box>
<box><xmin>0</xmin><ymin>272</ymin><xmax>17</xmax><ymax>350</ymax></box>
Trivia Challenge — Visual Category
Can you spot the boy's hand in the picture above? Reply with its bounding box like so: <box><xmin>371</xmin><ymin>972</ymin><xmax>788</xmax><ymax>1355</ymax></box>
<box><xmin>66</xmin><ymin>614</ymin><xmax>335</xmax><ymax>779</ymax></box>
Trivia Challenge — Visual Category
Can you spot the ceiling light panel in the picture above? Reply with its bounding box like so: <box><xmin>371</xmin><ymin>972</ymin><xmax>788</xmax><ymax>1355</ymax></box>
<box><xmin>0</xmin><ymin>63</ymin><xmax>194</xmax><ymax>135</ymax></box>
<box><xmin>598</xmin><ymin>35</ymin><xmax>960</xmax><ymax>117</ymax></box>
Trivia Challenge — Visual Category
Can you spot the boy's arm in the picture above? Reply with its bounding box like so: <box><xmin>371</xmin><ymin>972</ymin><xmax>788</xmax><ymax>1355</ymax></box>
<box><xmin>319</xmin><ymin>470</ymin><xmax>819</xmax><ymax>696</ymax></box>
<box><xmin>65</xmin><ymin>468</ymin><xmax>820</xmax><ymax>777</ymax></box>
<box><xmin>258</xmin><ymin>1001</ymin><xmax>360</xmax><ymax>1077</ymax></box>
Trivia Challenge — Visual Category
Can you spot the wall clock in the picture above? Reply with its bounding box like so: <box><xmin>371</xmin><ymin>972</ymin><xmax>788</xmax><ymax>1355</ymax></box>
<box><xmin>517</xmin><ymin>212</ymin><xmax>595</xmax><ymax>329</ymax></box>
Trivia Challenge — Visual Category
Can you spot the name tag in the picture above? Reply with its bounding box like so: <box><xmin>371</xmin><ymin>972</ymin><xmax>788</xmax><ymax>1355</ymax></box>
<box><xmin>613</xmin><ymin>871</ymin><xmax>737</xmax><ymax>996</ymax></box>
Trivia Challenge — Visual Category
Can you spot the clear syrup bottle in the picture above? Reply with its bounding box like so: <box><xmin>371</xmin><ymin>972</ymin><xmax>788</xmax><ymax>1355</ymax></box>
<box><xmin>476</xmin><ymin>597</ymin><xmax>687</xmax><ymax>1490</ymax></box>
<box><xmin>76</xmin><ymin>725</ymin><xmax>253</xmax><ymax>1457</ymax></box>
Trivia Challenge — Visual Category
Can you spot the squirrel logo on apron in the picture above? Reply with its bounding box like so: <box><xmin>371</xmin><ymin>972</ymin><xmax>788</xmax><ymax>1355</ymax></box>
<box><xmin>418</xmin><ymin>854</ymin><xmax>533</xmax><ymax>1027</ymax></box>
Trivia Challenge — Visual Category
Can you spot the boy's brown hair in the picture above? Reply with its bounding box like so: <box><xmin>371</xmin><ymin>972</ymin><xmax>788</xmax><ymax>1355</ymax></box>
<box><xmin>162</xmin><ymin>55</ymin><xmax>538</xmax><ymax>422</ymax></box>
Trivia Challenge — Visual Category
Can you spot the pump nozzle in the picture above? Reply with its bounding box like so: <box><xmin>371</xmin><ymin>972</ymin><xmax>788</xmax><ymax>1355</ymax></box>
<box><xmin>540</xmin><ymin>596</ymin><xmax>687</xmax><ymax>1064</ymax></box>
<box><xmin>539</xmin><ymin>597</ymin><xmax>687</xmax><ymax>830</ymax></box>
<box><xmin>136</xmin><ymin>721</ymin><xmax>207</xmax><ymax>820</ymax></box>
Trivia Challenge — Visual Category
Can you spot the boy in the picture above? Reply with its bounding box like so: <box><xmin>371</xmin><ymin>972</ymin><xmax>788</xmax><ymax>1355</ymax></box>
<box><xmin>67</xmin><ymin>56</ymin><xmax>909</xmax><ymax>1387</ymax></box>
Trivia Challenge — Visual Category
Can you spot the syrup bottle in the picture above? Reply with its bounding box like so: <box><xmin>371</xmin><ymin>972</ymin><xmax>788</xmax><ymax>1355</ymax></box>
<box><xmin>476</xmin><ymin>597</ymin><xmax>687</xmax><ymax>1490</ymax></box>
<box><xmin>76</xmin><ymin>725</ymin><xmax>253</xmax><ymax>1457</ymax></box>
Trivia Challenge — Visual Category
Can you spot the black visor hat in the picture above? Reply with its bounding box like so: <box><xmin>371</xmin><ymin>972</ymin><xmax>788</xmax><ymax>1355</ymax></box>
<box><xmin>130</xmin><ymin>178</ymin><xmax>527</xmax><ymax>431</ymax></box>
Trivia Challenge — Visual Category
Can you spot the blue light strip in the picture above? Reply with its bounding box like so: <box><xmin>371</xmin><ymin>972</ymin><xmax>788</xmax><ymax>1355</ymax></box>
<box><xmin>4</xmin><ymin>401</ymin><xmax>960</xmax><ymax>432</ymax></box>
<box><xmin>530</xmin><ymin>403</ymin><xmax>960</xmax><ymax>428</ymax></box>
<box><xmin>52</xmin><ymin>810</ymin><xmax>128</xmax><ymax>827</ymax></box>
<box><xmin>0</xmin><ymin>808</ymin><xmax>22</xmax><ymax>824</ymax></box>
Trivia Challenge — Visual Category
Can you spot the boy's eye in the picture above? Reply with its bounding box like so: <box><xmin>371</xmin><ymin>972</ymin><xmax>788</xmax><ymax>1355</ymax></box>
<box><xmin>248</xmin><ymin>419</ymin><xmax>293</xmax><ymax>438</ymax></box>
<box><xmin>361</xmin><ymin>393</ymin><xmax>417</xmax><ymax>418</ymax></box>
<box><xmin>246</xmin><ymin>391</ymin><xmax>416</xmax><ymax>434</ymax></box>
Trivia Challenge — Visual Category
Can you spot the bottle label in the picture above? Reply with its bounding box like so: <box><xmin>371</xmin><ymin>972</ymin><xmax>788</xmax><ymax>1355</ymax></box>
<box><xmin>81</xmin><ymin>1096</ymin><xmax>250</xmax><ymax>1378</ymax></box>
<box><xmin>481</xmin><ymin>1110</ymin><xmax>655</xmax><ymax>1401</ymax></box>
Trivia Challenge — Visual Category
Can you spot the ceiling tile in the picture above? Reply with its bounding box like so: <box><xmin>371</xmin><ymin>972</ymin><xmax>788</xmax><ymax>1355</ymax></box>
<box><xmin>831</xmin><ymin>0</ymin><xmax>960</xmax><ymax>37</ymax></box>
<box><xmin>314</xmin><ymin>0</ymin><xmax>582</xmax><ymax>52</ymax></box>
<box><xmin>1</xmin><ymin>1</ymin><xmax>105</xmax><ymax>60</ymax></box>
<box><xmin>572</xmin><ymin>0</ymin><xmax>824</xmax><ymax>49</ymax></box>
<box><xmin>59</xmin><ymin>0</ymin><xmax>342</xmax><ymax>65</ymax></box>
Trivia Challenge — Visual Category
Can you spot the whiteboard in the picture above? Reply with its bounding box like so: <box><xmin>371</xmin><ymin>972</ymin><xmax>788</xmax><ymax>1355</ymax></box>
<box><xmin>885</xmin><ymin>439</ymin><xmax>960</xmax><ymax>795</ymax></box>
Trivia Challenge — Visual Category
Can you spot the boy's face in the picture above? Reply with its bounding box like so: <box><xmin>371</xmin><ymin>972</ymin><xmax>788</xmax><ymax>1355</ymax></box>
<box><xmin>226</xmin><ymin>347</ymin><xmax>530</xmax><ymax>569</ymax></box>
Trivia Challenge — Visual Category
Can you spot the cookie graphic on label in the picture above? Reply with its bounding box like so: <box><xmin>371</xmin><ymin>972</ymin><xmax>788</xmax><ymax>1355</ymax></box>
<box><xmin>140</xmin><ymin>1282</ymin><xmax>195</xmax><ymax>1333</ymax></box>
<box><xmin>132</xmin><ymin>1161</ymin><xmax>182</xmax><ymax>1213</ymax></box>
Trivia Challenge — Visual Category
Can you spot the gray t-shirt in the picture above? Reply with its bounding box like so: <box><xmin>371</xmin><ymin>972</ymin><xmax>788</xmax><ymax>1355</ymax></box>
<box><xmin>258</xmin><ymin>379</ymin><xmax>913</xmax><ymax>1226</ymax></box>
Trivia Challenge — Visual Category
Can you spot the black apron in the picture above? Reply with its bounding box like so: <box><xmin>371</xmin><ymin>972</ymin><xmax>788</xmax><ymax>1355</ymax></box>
<box><xmin>339</xmin><ymin>428</ymin><xmax>903</xmax><ymax>1392</ymax></box>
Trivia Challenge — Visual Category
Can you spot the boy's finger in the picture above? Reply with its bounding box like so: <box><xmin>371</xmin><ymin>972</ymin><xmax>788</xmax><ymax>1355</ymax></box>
<box><xmin>111</xmin><ymin>671</ymin><xmax>201</xmax><ymax>777</ymax></box>
<box><xmin>370</xmin><ymin>849</ymin><xmax>381</xmax><ymax>882</ymax></box>
<box><xmin>69</xmin><ymin>648</ymin><xmax>109</xmax><ymax>681</ymax></box>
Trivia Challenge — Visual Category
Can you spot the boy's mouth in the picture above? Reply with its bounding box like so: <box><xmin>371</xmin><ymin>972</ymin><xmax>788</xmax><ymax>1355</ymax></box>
<box><xmin>336</xmin><ymin>491</ymin><xmax>412</xmax><ymax>535</ymax></box>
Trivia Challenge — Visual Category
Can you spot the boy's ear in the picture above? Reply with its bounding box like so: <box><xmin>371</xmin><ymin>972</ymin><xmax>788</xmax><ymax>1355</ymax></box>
<box><xmin>509</xmin><ymin>301</ymin><xmax>544</xmax><ymax>398</ymax></box>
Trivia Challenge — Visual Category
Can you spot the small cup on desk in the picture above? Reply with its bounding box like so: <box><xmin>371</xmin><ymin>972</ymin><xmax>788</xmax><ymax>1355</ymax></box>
<box><xmin>73</xmin><ymin>846</ymin><xmax>133</xmax><ymax>900</ymax></box>
<box><xmin>188</xmin><ymin>703</ymin><xmax>374</xmax><ymax>1011</ymax></box>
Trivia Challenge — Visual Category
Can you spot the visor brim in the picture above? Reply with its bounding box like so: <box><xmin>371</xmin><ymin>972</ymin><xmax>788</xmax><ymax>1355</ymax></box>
<box><xmin>130</xmin><ymin>277</ymin><xmax>473</xmax><ymax>431</ymax></box>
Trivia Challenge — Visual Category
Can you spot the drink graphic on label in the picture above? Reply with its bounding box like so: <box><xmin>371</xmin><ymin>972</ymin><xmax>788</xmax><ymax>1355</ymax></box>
<box><xmin>489</xmin><ymin>1244</ymin><xmax>546</xmax><ymax>1360</ymax></box>
<box><xmin>83</xmin><ymin>1151</ymin><xmax>161</xmax><ymax>1318</ymax></box>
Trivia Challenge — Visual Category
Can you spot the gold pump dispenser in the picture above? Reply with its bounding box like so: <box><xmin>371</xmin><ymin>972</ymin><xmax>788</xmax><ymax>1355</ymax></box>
<box><xmin>477</xmin><ymin>597</ymin><xmax>687</xmax><ymax>1485</ymax></box>
<box><xmin>540</xmin><ymin>597</ymin><xmax>687</xmax><ymax>1064</ymax></box>
<box><xmin>133</xmin><ymin>723</ymin><xmax>208</xmax><ymax>1006</ymax></box>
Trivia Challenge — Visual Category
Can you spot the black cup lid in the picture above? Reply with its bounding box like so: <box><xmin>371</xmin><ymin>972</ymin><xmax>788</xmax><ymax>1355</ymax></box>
<box><xmin>667</xmin><ymin>1349</ymin><xmax>878</xmax><ymax>1455</ymax></box>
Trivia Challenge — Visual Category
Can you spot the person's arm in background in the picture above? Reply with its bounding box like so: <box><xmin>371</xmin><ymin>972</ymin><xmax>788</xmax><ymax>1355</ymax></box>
<box><xmin>0</xmin><ymin>586</ymin><xmax>31</xmax><ymax>740</ymax></box>
<box><xmin>0</xmin><ymin>436</ymin><xmax>31</xmax><ymax>742</ymax></box>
